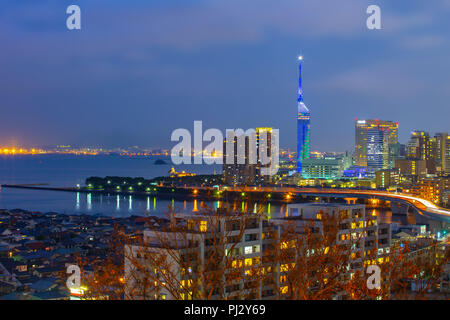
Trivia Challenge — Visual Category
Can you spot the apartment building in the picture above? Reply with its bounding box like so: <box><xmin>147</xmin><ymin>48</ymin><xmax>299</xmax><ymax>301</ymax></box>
<box><xmin>125</xmin><ymin>204</ymin><xmax>391</xmax><ymax>300</ymax></box>
<box><xmin>273</xmin><ymin>204</ymin><xmax>391</xmax><ymax>276</ymax></box>
<box><xmin>124</xmin><ymin>212</ymin><xmax>275</xmax><ymax>300</ymax></box>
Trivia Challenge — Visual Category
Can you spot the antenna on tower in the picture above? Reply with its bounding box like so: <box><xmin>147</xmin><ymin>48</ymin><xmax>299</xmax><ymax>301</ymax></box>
<box><xmin>297</xmin><ymin>55</ymin><xmax>304</xmax><ymax>103</ymax></box>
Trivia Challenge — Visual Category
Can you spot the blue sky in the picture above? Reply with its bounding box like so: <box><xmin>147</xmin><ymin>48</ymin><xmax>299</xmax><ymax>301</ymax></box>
<box><xmin>1</xmin><ymin>0</ymin><xmax>449</xmax><ymax>151</ymax></box>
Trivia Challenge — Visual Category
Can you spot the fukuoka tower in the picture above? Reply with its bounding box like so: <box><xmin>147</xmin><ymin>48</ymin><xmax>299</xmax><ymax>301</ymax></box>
<box><xmin>296</xmin><ymin>56</ymin><xmax>311</xmax><ymax>174</ymax></box>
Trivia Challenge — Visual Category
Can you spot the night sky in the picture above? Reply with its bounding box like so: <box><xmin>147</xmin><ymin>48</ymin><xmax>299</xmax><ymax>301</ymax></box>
<box><xmin>1</xmin><ymin>0</ymin><xmax>449</xmax><ymax>151</ymax></box>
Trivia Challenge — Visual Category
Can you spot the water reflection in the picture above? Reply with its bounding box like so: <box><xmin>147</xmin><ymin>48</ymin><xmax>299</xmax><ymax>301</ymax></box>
<box><xmin>0</xmin><ymin>187</ymin><xmax>435</xmax><ymax>228</ymax></box>
<box><xmin>76</xmin><ymin>192</ymin><xmax>80</xmax><ymax>210</ymax></box>
<box><xmin>69</xmin><ymin>193</ymin><xmax>401</xmax><ymax>224</ymax></box>
<box><xmin>193</xmin><ymin>199</ymin><xmax>198</xmax><ymax>212</ymax></box>
<box><xmin>87</xmin><ymin>193</ymin><xmax>91</xmax><ymax>211</ymax></box>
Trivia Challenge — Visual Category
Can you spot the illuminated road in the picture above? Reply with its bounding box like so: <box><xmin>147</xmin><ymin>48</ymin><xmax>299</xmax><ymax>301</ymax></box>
<box><xmin>3</xmin><ymin>183</ymin><xmax>449</xmax><ymax>223</ymax></box>
<box><xmin>189</xmin><ymin>186</ymin><xmax>450</xmax><ymax>223</ymax></box>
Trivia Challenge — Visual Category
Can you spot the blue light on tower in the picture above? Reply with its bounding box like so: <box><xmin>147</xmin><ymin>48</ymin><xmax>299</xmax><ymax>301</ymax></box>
<box><xmin>297</xmin><ymin>56</ymin><xmax>311</xmax><ymax>174</ymax></box>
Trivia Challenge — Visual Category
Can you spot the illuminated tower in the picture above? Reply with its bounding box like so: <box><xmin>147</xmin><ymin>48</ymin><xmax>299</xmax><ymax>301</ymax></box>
<box><xmin>297</xmin><ymin>56</ymin><xmax>311</xmax><ymax>173</ymax></box>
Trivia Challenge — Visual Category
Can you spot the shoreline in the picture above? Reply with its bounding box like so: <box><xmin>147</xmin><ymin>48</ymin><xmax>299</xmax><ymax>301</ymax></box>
<box><xmin>1</xmin><ymin>183</ymin><xmax>393</xmax><ymax>209</ymax></box>
<box><xmin>0</xmin><ymin>183</ymin><xmax>295</xmax><ymax>205</ymax></box>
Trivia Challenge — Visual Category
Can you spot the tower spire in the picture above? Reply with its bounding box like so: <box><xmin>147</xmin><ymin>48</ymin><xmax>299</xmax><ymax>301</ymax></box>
<box><xmin>297</xmin><ymin>56</ymin><xmax>304</xmax><ymax>103</ymax></box>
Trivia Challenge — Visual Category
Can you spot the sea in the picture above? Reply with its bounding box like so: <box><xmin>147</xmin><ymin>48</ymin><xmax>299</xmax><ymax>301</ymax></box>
<box><xmin>0</xmin><ymin>154</ymin><xmax>403</xmax><ymax>224</ymax></box>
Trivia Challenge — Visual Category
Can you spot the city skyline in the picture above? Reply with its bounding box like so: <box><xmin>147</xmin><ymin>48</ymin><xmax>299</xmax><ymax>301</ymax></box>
<box><xmin>1</xmin><ymin>0</ymin><xmax>449</xmax><ymax>303</ymax></box>
<box><xmin>1</xmin><ymin>0</ymin><xmax>449</xmax><ymax>151</ymax></box>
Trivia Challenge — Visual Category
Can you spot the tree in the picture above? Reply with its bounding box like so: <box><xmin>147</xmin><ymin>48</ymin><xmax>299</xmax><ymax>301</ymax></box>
<box><xmin>72</xmin><ymin>203</ymin><xmax>449</xmax><ymax>300</ymax></box>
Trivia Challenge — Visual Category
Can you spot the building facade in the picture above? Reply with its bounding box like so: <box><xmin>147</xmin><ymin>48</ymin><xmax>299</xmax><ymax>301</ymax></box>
<box><xmin>435</xmin><ymin>133</ymin><xmax>450</xmax><ymax>174</ymax></box>
<box><xmin>406</xmin><ymin>131</ymin><xmax>436</xmax><ymax>174</ymax></box>
<box><xmin>125</xmin><ymin>204</ymin><xmax>392</xmax><ymax>300</ymax></box>
<box><xmin>301</xmin><ymin>158</ymin><xmax>341</xmax><ymax>179</ymax></box>
<box><xmin>222</xmin><ymin>128</ymin><xmax>274</xmax><ymax>185</ymax></box>
<box><xmin>375</xmin><ymin>168</ymin><xmax>401</xmax><ymax>189</ymax></box>
<box><xmin>355</xmin><ymin>119</ymin><xmax>398</xmax><ymax>168</ymax></box>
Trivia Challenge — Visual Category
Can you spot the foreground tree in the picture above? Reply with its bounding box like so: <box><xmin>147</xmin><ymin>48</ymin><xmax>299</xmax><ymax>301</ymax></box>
<box><xmin>72</xmin><ymin>203</ymin><xmax>449</xmax><ymax>300</ymax></box>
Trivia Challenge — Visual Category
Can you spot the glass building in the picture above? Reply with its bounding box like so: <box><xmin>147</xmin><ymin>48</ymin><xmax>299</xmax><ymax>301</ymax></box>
<box><xmin>355</xmin><ymin>119</ymin><xmax>398</xmax><ymax>168</ymax></box>
<box><xmin>301</xmin><ymin>158</ymin><xmax>340</xmax><ymax>179</ymax></box>
<box><xmin>297</xmin><ymin>57</ymin><xmax>311</xmax><ymax>173</ymax></box>
<box><xmin>366</xmin><ymin>127</ymin><xmax>388</xmax><ymax>170</ymax></box>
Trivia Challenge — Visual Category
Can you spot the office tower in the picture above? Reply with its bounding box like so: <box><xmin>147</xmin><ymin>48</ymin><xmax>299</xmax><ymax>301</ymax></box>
<box><xmin>255</xmin><ymin>127</ymin><xmax>275</xmax><ymax>184</ymax></box>
<box><xmin>366</xmin><ymin>127</ymin><xmax>389</xmax><ymax>170</ymax></box>
<box><xmin>301</xmin><ymin>158</ymin><xmax>341</xmax><ymax>179</ymax></box>
<box><xmin>435</xmin><ymin>133</ymin><xmax>450</xmax><ymax>174</ymax></box>
<box><xmin>341</xmin><ymin>151</ymin><xmax>354</xmax><ymax>171</ymax></box>
<box><xmin>388</xmin><ymin>142</ymin><xmax>405</xmax><ymax>169</ymax></box>
<box><xmin>354</xmin><ymin>119</ymin><xmax>398</xmax><ymax>167</ymax></box>
<box><xmin>406</xmin><ymin>131</ymin><xmax>436</xmax><ymax>174</ymax></box>
<box><xmin>222</xmin><ymin>128</ymin><xmax>274</xmax><ymax>185</ymax></box>
<box><xmin>297</xmin><ymin>56</ymin><xmax>311</xmax><ymax>174</ymax></box>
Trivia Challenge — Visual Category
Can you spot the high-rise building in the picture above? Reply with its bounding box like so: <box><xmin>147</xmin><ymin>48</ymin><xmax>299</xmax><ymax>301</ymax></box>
<box><xmin>406</xmin><ymin>131</ymin><xmax>436</xmax><ymax>174</ymax></box>
<box><xmin>366</xmin><ymin>127</ymin><xmax>389</xmax><ymax>170</ymax></box>
<box><xmin>395</xmin><ymin>158</ymin><xmax>427</xmax><ymax>183</ymax></box>
<box><xmin>125</xmin><ymin>213</ymin><xmax>274</xmax><ymax>300</ymax></box>
<box><xmin>435</xmin><ymin>133</ymin><xmax>450</xmax><ymax>174</ymax></box>
<box><xmin>255</xmin><ymin>127</ymin><xmax>275</xmax><ymax>184</ymax></box>
<box><xmin>222</xmin><ymin>128</ymin><xmax>274</xmax><ymax>185</ymax></box>
<box><xmin>297</xmin><ymin>56</ymin><xmax>311</xmax><ymax>174</ymax></box>
<box><xmin>341</xmin><ymin>151</ymin><xmax>354</xmax><ymax>172</ymax></box>
<box><xmin>125</xmin><ymin>206</ymin><xmax>391</xmax><ymax>300</ymax></box>
<box><xmin>223</xmin><ymin>134</ymin><xmax>256</xmax><ymax>185</ymax></box>
<box><xmin>355</xmin><ymin>119</ymin><xmax>398</xmax><ymax>168</ymax></box>
<box><xmin>388</xmin><ymin>142</ymin><xmax>405</xmax><ymax>169</ymax></box>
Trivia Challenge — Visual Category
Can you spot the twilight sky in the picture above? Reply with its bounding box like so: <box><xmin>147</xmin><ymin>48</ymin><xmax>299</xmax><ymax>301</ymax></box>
<box><xmin>1</xmin><ymin>0</ymin><xmax>449</xmax><ymax>151</ymax></box>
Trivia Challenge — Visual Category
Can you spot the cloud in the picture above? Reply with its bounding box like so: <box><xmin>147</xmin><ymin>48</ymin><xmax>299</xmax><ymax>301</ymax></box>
<box><xmin>78</xmin><ymin>0</ymin><xmax>367</xmax><ymax>51</ymax></box>
<box><xmin>399</xmin><ymin>34</ymin><xmax>446</xmax><ymax>49</ymax></box>
<box><xmin>382</xmin><ymin>12</ymin><xmax>433</xmax><ymax>32</ymax></box>
<box><xmin>312</xmin><ymin>61</ymin><xmax>425</xmax><ymax>99</ymax></box>
<box><xmin>0</xmin><ymin>0</ymin><xmax>368</xmax><ymax>52</ymax></box>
